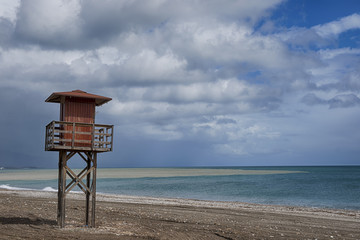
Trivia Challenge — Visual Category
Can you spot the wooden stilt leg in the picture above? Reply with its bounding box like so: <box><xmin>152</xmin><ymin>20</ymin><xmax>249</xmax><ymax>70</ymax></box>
<box><xmin>58</xmin><ymin>150</ymin><xmax>66</xmax><ymax>228</ymax></box>
<box><xmin>85</xmin><ymin>153</ymin><xmax>91</xmax><ymax>226</ymax></box>
<box><xmin>57</xmin><ymin>152</ymin><xmax>62</xmax><ymax>225</ymax></box>
<box><xmin>91</xmin><ymin>152</ymin><xmax>97</xmax><ymax>228</ymax></box>
<box><xmin>56</xmin><ymin>150</ymin><xmax>100</xmax><ymax>228</ymax></box>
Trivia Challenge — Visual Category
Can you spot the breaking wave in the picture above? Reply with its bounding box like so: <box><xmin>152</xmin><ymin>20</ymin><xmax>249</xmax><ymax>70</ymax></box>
<box><xmin>0</xmin><ymin>184</ymin><xmax>57</xmax><ymax>192</ymax></box>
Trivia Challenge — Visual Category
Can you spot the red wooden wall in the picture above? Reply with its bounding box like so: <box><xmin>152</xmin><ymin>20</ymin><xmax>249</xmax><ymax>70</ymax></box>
<box><xmin>61</xmin><ymin>97</ymin><xmax>96</xmax><ymax>147</ymax></box>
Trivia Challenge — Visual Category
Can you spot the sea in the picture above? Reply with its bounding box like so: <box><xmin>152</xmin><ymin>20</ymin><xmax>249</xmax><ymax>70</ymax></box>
<box><xmin>1</xmin><ymin>166</ymin><xmax>360</xmax><ymax>210</ymax></box>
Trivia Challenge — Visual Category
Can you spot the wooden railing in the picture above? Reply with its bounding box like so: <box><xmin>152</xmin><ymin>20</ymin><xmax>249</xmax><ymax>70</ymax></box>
<box><xmin>45</xmin><ymin>121</ymin><xmax>113</xmax><ymax>152</ymax></box>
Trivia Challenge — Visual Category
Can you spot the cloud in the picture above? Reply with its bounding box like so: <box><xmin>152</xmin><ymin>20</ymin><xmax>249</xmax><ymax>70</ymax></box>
<box><xmin>0</xmin><ymin>0</ymin><xmax>360</xmax><ymax>166</ymax></box>
<box><xmin>141</xmin><ymin>79</ymin><xmax>263</xmax><ymax>103</ymax></box>
<box><xmin>14</xmin><ymin>0</ymin><xmax>82</xmax><ymax>48</ymax></box>
<box><xmin>306</xmin><ymin>47</ymin><xmax>360</xmax><ymax>93</ymax></box>
<box><xmin>0</xmin><ymin>0</ymin><xmax>20</xmax><ymax>24</ymax></box>
<box><xmin>313</xmin><ymin>13</ymin><xmax>360</xmax><ymax>38</ymax></box>
<box><xmin>213</xmin><ymin>122</ymin><xmax>281</xmax><ymax>156</ymax></box>
<box><xmin>319</xmin><ymin>47</ymin><xmax>360</xmax><ymax>59</ymax></box>
<box><xmin>8</xmin><ymin>0</ymin><xmax>284</xmax><ymax>50</ymax></box>
<box><xmin>302</xmin><ymin>93</ymin><xmax>360</xmax><ymax>108</ymax></box>
<box><xmin>275</xmin><ymin>13</ymin><xmax>360</xmax><ymax>50</ymax></box>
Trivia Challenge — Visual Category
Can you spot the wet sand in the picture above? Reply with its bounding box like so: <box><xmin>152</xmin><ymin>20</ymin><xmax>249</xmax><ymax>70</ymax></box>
<box><xmin>1</xmin><ymin>189</ymin><xmax>360</xmax><ymax>239</ymax></box>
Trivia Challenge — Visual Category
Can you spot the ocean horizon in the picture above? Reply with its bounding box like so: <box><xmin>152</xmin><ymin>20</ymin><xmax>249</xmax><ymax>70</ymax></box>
<box><xmin>1</xmin><ymin>166</ymin><xmax>360</xmax><ymax>210</ymax></box>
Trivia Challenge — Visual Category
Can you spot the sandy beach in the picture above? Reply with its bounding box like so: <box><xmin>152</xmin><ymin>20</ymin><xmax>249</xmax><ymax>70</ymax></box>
<box><xmin>1</xmin><ymin>189</ymin><xmax>360</xmax><ymax>240</ymax></box>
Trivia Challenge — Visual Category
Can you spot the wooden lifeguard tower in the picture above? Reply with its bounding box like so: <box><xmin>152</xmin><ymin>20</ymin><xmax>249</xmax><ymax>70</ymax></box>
<box><xmin>45</xmin><ymin>90</ymin><xmax>113</xmax><ymax>228</ymax></box>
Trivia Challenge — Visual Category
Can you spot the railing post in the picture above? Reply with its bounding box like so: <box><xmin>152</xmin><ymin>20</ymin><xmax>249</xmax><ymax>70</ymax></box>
<box><xmin>111</xmin><ymin>125</ymin><xmax>114</xmax><ymax>151</ymax></box>
<box><xmin>45</xmin><ymin>125</ymin><xmax>48</xmax><ymax>151</ymax></box>
<box><xmin>104</xmin><ymin>127</ymin><xmax>109</xmax><ymax>148</ymax></box>
<box><xmin>72</xmin><ymin>122</ymin><xmax>75</xmax><ymax>148</ymax></box>
<box><xmin>51</xmin><ymin>121</ymin><xmax>55</xmax><ymax>148</ymax></box>
<box><xmin>99</xmin><ymin>128</ymin><xmax>103</xmax><ymax>149</ymax></box>
<box><xmin>91</xmin><ymin>124</ymin><xmax>94</xmax><ymax>151</ymax></box>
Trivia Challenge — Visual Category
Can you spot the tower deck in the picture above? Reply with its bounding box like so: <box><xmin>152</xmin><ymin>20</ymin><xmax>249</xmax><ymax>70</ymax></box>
<box><xmin>45</xmin><ymin>121</ymin><xmax>113</xmax><ymax>152</ymax></box>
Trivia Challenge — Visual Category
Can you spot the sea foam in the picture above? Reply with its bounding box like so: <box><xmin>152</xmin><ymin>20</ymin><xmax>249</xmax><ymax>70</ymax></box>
<box><xmin>0</xmin><ymin>184</ymin><xmax>57</xmax><ymax>192</ymax></box>
<box><xmin>42</xmin><ymin>186</ymin><xmax>57</xmax><ymax>192</ymax></box>
<box><xmin>0</xmin><ymin>184</ymin><xmax>31</xmax><ymax>191</ymax></box>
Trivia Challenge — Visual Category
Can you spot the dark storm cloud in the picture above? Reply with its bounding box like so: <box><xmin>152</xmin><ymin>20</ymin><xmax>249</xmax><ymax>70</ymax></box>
<box><xmin>216</xmin><ymin>118</ymin><xmax>237</xmax><ymax>125</ymax></box>
<box><xmin>80</xmin><ymin>1</ymin><xmax>168</xmax><ymax>40</ymax></box>
<box><xmin>301</xmin><ymin>93</ymin><xmax>324</xmax><ymax>106</ymax></box>
<box><xmin>0</xmin><ymin>87</ymin><xmax>56</xmax><ymax>168</ymax></box>
<box><xmin>302</xmin><ymin>93</ymin><xmax>360</xmax><ymax>109</ymax></box>
<box><xmin>0</xmin><ymin>18</ymin><xmax>13</xmax><ymax>47</ymax></box>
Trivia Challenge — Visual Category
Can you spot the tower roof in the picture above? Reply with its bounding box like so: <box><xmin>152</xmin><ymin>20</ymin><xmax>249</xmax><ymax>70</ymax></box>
<box><xmin>45</xmin><ymin>90</ymin><xmax>112</xmax><ymax>106</ymax></box>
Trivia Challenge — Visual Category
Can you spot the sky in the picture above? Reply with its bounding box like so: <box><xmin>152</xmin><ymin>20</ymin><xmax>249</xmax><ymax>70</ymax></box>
<box><xmin>0</xmin><ymin>0</ymin><xmax>359</xmax><ymax>168</ymax></box>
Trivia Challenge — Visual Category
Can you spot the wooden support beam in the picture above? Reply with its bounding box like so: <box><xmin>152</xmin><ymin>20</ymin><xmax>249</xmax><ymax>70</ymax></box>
<box><xmin>56</xmin><ymin>150</ymin><xmax>99</xmax><ymax>228</ymax></box>
<box><xmin>77</xmin><ymin>152</ymin><xmax>88</xmax><ymax>162</ymax></box>
<box><xmin>86</xmin><ymin>154</ymin><xmax>91</xmax><ymax>226</ymax></box>
<box><xmin>65</xmin><ymin>167</ymin><xmax>87</xmax><ymax>192</ymax></box>
<box><xmin>91</xmin><ymin>152</ymin><xmax>97</xmax><ymax>228</ymax></box>
<box><xmin>66</xmin><ymin>152</ymin><xmax>76</xmax><ymax>161</ymax></box>
<box><xmin>85</xmin><ymin>152</ymin><xmax>94</xmax><ymax>162</ymax></box>
<box><xmin>65</xmin><ymin>166</ymin><xmax>93</xmax><ymax>195</ymax></box>
<box><xmin>57</xmin><ymin>150</ymin><xmax>66</xmax><ymax>228</ymax></box>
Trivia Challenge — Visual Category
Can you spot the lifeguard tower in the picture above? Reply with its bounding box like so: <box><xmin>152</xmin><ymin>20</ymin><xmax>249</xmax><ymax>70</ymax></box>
<box><xmin>45</xmin><ymin>90</ymin><xmax>113</xmax><ymax>228</ymax></box>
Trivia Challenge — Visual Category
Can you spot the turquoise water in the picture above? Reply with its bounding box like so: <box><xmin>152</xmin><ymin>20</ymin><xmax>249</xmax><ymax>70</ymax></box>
<box><xmin>1</xmin><ymin>166</ymin><xmax>360</xmax><ymax>210</ymax></box>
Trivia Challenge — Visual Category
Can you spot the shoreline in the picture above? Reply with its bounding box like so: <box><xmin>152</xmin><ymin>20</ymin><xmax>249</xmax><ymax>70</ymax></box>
<box><xmin>1</xmin><ymin>189</ymin><xmax>360</xmax><ymax>239</ymax></box>
<box><xmin>2</xmin><ymin>185</ymin><xmax>360</xmax><ymax>213</ymax></box>
<box><xmin>2</xmin><ymin>188</ymin><xmax>360</xmax><ymax>217</ymax></box>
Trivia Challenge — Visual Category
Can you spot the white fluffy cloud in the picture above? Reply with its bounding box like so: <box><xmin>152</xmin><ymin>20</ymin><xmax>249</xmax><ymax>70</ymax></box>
<box><xmin>0</xmin><ymin>0</ymin><xmax>20</xmax><ymax>23</ymax></box>
<box><xmin>313</xmin><ymin>13</ymin><xmax>360</xmax><ymax>38</ymax></box>
<box><xmin>15</xmin><ymin>0</ymin><xmax>82</xmax><ymax>46</ymax></box>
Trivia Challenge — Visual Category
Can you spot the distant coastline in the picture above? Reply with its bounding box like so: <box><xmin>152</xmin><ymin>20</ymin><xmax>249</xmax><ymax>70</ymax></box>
<box><xmin>0</xmin><ymin>167</ymin><xmax>304</xmax><ymax>181</ymax></box>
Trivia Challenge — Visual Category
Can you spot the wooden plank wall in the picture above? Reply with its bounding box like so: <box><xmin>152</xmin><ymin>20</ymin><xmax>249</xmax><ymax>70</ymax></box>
<box><xmin>62</xmin><ymin>97</ymin><xmax>96</xmax><ymax>147</ymax></box>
